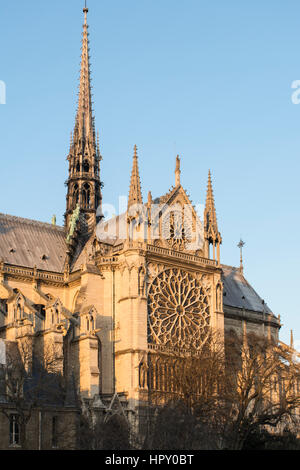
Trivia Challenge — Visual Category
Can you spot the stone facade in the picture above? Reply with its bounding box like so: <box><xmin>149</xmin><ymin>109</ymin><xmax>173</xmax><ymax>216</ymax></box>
<box><xmin>0</xmin><ymin>6</ymin><xmax>283</xmax><ymax>449</ymax></box>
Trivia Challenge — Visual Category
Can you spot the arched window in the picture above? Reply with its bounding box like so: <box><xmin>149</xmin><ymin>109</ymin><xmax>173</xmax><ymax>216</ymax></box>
<box><xmin>9</xmin><ymin>414</ymin><xmax>20</xmax><ymax>446</ymax></box>
<box><xmin>73</xmin><ymin>184</ymin><xmax>79</xmax><ymax>208</ymax></box>
<box><xmin>16</xmin><ymin>303</ymin><xmax>22</xmax><ymax>320</ymax></box>
<box><xmin>55</xmin><ymin>308</ymin><xmax>60</xmax><ymax>324</ymax></box>
<box><xmin>83</xmin><ymin>160</ymin><xmax>90</xmax><ymax>173</ymax></box>
<box><xmin>82</xmin><ymin>183</ymin><xmax>91</xmax><ymax>209</ymax></box>
<box><xmin>75</xmin><ymin>161</ymin><xmax>80</xmax><ymax>173</ymax></box>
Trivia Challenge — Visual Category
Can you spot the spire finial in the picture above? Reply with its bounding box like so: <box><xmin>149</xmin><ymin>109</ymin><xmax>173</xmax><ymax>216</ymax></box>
<box><xmin>175</xmin><ymin>155</ymin><xmax>181</xmax><ymax>186</ymax></box>
<box><xmin>237</xmin><ymin>239</ymin><xmax>245</xmax><ymax>273</ymax></box>
<box><xmin>83</xmin><ymin>1</ymin><xmax>88</xmax><ymax>23</ymax></box>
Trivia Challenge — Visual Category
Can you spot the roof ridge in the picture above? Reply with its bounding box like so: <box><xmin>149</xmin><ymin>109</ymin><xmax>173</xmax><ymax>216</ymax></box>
<box><xmin>0</xmin><ymin>213</ymin><xmax>64</xmax><ymax>231</ymax></box>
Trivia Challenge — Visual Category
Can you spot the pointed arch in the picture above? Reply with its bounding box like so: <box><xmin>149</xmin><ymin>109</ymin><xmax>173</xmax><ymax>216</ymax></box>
<box><xmin>73</xmin><ymin>184</ymin><xmax>79</xmax><ymax>209</ymax></box>
<box><xmin>82</xmin><ymin>183</ymin><xmax>91</xmax><ymax>209</ymax></box>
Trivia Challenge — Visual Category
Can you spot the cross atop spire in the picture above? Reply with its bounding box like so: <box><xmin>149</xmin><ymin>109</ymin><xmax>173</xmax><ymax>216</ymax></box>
<box><xmin>128</xmin><ymin>145</ymin><xmax>143</xmax><ymax>209</ymax></box>
<box><xmin>238</xmin><ymin>239</ymin><xmax>245</xmax><ymax>273</ymax></box>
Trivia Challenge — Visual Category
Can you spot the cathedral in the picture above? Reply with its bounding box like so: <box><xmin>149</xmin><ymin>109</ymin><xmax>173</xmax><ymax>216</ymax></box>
<box><xmin>0</xmin><ymin>6</ymin><xmax>282</xmax><ymax>448</ymax></box>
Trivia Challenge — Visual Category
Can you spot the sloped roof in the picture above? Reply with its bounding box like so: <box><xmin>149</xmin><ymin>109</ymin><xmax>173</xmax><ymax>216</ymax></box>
<box><xmin>222</xmin><ymin>265</ymin><xmax>273</xmax><ymax>315</ymax></box>
<box><xmin>0</xmin><ymin>213</ymin><xmax>67</xmax><ymax>272</ymax></box>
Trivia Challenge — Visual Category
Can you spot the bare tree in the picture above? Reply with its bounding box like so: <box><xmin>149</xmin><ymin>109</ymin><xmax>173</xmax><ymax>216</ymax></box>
<box><xmin>78</xmin><ymin>403</ymin><xmax>131</xmax><ymax>450</ymax></box>
<box><xmin>146</xmin><ymin>331</ymin><xmax>227</xmax><ymax>449</ymax></box>
<box><xmin>145</xmin><ymin>332</ymin><xmax>300</xmax><ymax>450</ymax></box>
<box><xmin>222</xmin><ymin>333</ymin><xmax>300</xmax><ymax>449</ymax></box>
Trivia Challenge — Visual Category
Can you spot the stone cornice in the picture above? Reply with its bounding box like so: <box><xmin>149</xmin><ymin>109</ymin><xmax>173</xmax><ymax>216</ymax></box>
<box><xmin>0</xmin><ymin>262</ymin><xmax>97</xmax><ymax>289</ymax></box>
<box><xmin>223</xmin><ymin>305</ymin><xmax>281</xmax><ymax>329</ymax></box>
<box><xmin>146</xmin><ymin>244</ymin><xmax>219</xmax><ymax>271</ymax></box>
<box><xmin>1</xmin><ymin>263</ymin><xmax>64</xmax><ymax>286</ymax></box>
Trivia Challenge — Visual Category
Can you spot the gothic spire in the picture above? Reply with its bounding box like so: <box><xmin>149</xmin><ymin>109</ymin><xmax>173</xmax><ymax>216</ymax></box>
<box><xmin>205</xmin><ymin>170</ymin><xmax>218</xmax><ymax>236</ymax></box>
<box><xmin>65</xmin><ymin>6</ymin><xmax>102</xmax><ymax>235</ymax></box>
<box><xmin>204</xmin><ymin>170</ymin><xmax>221</xmax><ymax>262</ymax></box>
<box><xmin>74</xmin><ymin>5</ymin><xmax>94</xmax><ymax>145</ymax></box>
<box><xmin>128</xmin><ymin>145</ymin><xmax>143</xmax><ymax>209</ymax></box>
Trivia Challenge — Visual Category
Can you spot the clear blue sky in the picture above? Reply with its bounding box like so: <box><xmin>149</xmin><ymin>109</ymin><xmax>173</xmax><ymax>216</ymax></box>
<box><xmin>0</xmin><ymin>0</ymin><xmax>299</xmax><ymax>346</ymax></box>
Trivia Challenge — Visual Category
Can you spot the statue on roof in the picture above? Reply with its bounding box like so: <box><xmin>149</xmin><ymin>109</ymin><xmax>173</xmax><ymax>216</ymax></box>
<box><xmin>67</xmin><ymin>204</ymin><xmax>80</xmax><ymax>243</ymax></box>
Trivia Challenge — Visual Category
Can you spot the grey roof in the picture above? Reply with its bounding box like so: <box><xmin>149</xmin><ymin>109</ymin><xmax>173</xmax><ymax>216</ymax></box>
<box><xmin>221</xmin><ymin>265</ymin><xmax>273</xmax><ymax>315</ymax></box>
<box><xmin>0</xmin><ymin>213</ymin><xmax>67</xmax><ymax>272</ymax></box>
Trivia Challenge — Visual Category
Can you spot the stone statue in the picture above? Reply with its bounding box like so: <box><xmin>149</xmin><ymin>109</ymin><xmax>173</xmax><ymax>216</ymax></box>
<box><xmin>67</xmin><ymin>204</ymin><xmax>80</xmax><ymax>243</ymax></box>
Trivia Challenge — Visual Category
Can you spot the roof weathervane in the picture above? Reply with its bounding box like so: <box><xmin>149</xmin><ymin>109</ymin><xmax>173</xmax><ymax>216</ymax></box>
<box><xmin>237</xmin><ymin>238</ymin><xmax>245</xmax><ymax>273</ymax></box>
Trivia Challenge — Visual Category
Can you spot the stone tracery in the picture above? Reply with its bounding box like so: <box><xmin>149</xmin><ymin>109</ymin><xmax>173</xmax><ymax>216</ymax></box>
<box><xmin>147</xmin><ymin>268</ymin><xmax>210</xmax><ymax>350</ymax></box>
<box><xmin>161</xmin><ymin>206</ymin><xmax>193</xmax><ymax>251</ymax></box>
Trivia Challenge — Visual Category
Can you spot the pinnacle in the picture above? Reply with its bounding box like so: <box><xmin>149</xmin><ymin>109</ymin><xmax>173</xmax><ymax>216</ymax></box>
<box><xmin>205</xmin><ymin>170</ymin><xmax>218</xmax><ymax>234</ymax></box>
<box><xmin>128</xmin><ymin>145</ymin><xmax>143</xmax><ymax>209</ymax></box>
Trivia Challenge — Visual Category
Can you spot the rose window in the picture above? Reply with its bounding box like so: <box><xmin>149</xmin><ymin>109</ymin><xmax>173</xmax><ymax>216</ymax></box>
<box><xmin>148</xmin><ymin>268</ymin><xmax>210</xmax><ymax>350</ymax></box>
